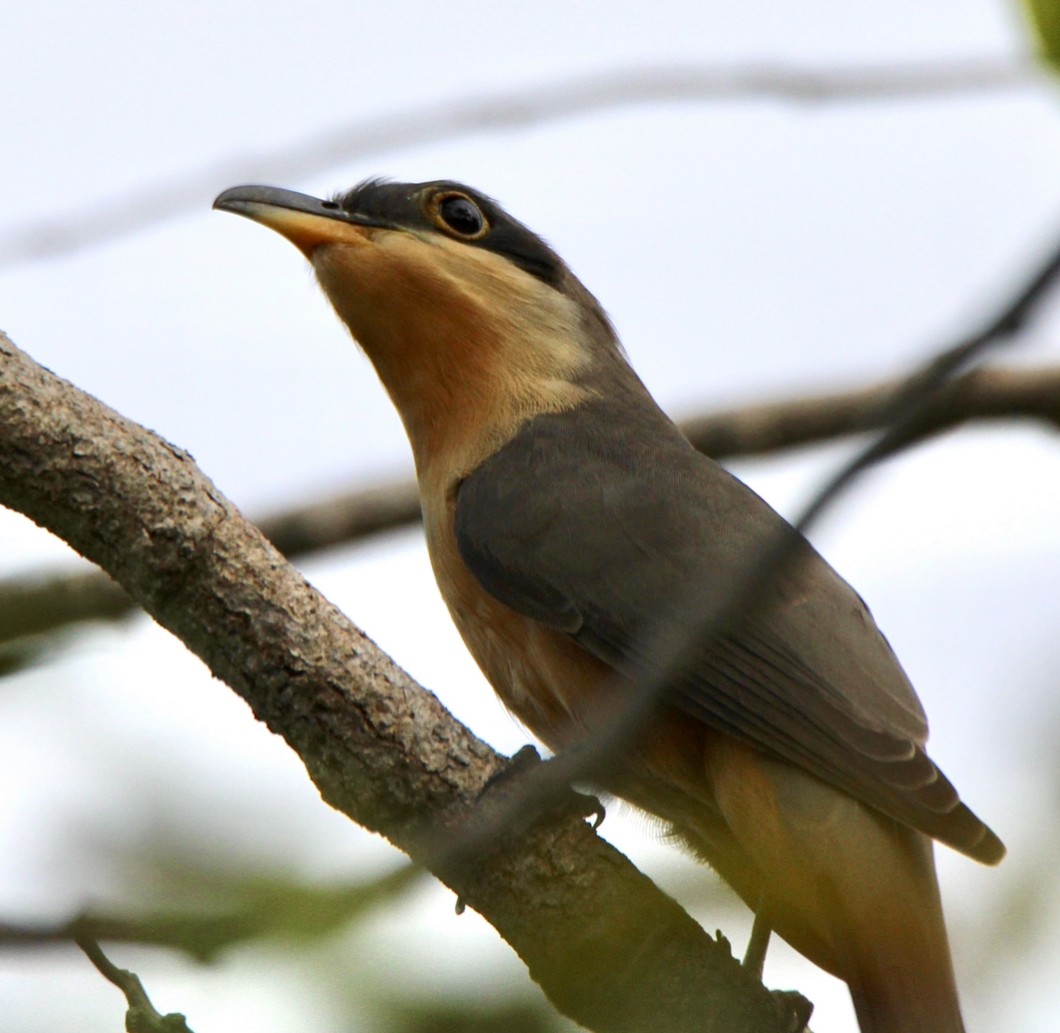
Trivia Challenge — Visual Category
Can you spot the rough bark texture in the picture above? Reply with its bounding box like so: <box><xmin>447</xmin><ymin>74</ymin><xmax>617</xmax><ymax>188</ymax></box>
<box><xmin>0</xmin><ymin>332</ymin><xmax>805</xmax><ymax>1033</ymax></box>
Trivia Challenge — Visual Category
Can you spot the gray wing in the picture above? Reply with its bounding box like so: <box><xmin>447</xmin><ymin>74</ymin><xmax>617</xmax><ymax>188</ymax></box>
<box><xmin>455</xmin><ymin>399</ymin><xmax>1004</xmax><ymax>864</ymax></box>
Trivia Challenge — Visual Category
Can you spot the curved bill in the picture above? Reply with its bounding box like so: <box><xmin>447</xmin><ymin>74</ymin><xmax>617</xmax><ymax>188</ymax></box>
<box><xmin>213</xmin><ymin>185</ymin><xmax>393</xmax><ymax>255</ymax></box>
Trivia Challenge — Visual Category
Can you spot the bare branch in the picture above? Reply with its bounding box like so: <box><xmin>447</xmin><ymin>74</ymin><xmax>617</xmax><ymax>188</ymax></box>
<box><xmin>0</xmin><ymin>331</ymin><xmax>799</xmax><ymax>1033</ymax></box>
<box><xmin>0</xmin><ymin>475</ymin><xmax>423</xmax><ymax>643</ymax></box>
<box><xmin>681</xmin><ymin>362</ymin><xmax>1060</xmax><ymax>457</ymax></box>
<box><xmin>3</xmin><ymin>360</ymin><xmax>1059</xmax><ymax>647</ymax></box>
<box><xmin>258</xmin><ymin>474</ymin><xmax>422</xmax><ymax>553</ymax></box>
<box><xmin>0</xmin><ymin>57</ymin><xmax>1038</xmax><ymax>267</ymax></box>
<box><xmin>76</xmin><ymin>935</ymin><xmax>195</xmax><ymax>1033</ymax></box>
<box><xmin>791</xmin><ymin>218</ymin><xmax>1060</xmax><ymax>531</ymax></box>
<box><xmin>0</xmin><ymin>864</ymin><xmax>421</xmax><ymax>961</ymax></box>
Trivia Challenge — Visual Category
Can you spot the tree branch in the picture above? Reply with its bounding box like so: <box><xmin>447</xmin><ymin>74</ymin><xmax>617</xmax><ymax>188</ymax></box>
<box><xmin>76</xmin><ymin>936</ymin><xmax>195</xmax><ymax>1033</ymax></box>
<box><xmin>0</xmin><ymin>864</ymin><xmax>421</xmax><ymax>961</ymax></box>
<box><xmin>3</xmin><ymin>361</ymin><xmax>1058</xmax><ymax>647</ymax></box>
<box><xmin>0</xmin><ymin>474</ymin><xmax>423</xmax><ymax>643</ymax></box>
<box><xmin>0</xmin><ymin>331</ymin><xmax>804</xmax><ymax>1033</ymax></box>
<box><xmin>0</xmin><ymin>57</ymin><xmax>1038</xmax><ymax>267</ymax></box>
<box><xmin>681</xmin><ymin>362</ymin><xmax>1060</xmax><ymax>458</ymax></box>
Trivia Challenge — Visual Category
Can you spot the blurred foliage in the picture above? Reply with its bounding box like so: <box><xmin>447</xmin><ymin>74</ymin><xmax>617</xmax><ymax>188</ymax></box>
<box><xmin>1022</xmin><ymin>0</ymin><xmax>1060</xmax><ymax>69</ymax></box>
<box><xmin>64</xmin><ymin>833</ymin><xmax>585</xmax><ymax>1032</ymax></box>
<box><xmin>0</xmin><ymin>637</ymin><xmax>49</xmax><ymax>677</ymax></box>
<box><xmin>378</xmin><ymin>997</ymin><xmax>576</xmax><ymax>1033</ymax></box>
<box><xmin>66</xmin><ymin>854</ymin><xmax>423</xmax><ymax>962</ymax></box>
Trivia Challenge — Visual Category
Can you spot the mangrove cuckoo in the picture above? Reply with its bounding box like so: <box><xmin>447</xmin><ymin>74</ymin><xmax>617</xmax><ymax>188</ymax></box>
<box><xmin>214</xmin><ymin>179</ymin><xmax>1004</xmax><ymax>1033</ymax></box>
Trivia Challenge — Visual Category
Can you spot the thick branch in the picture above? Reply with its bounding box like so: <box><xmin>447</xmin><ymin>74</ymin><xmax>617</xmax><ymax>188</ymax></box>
<box><xmin>3</xmin><ymin>361</ymin><xmax>1059</xmax><ymax>645</ymax></box>
<box><xmin>0</xmin><ymin>332</ymin><xmax>801</xmax><ymax>1033</ymax></box>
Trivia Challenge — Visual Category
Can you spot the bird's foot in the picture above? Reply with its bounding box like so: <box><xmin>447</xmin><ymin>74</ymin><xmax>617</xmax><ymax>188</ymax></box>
<box><xmin>480</xmin><ymin>744</ymin><xmax>542</xmax><ymax>792</ymax></box>
<box><xmin>479</xmin><ymin>745</ymin><xmax>606</xmax><ymax>828</ymax></box>
<box><xmin>769</xmin><ymin>990</ymin><xmax>813</xmax><ymax>1033</ymax></box>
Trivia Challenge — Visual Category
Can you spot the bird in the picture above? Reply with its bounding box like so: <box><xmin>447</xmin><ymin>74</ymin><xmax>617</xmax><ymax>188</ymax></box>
<box><xmin>214</xmin><ymin>179</ymin><xmax>1004</xmax><ymax>1033</ymax></box>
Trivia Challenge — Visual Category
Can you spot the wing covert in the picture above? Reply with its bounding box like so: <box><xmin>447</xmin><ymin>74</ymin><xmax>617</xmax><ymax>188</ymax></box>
<box><xmin>454</xmin><ymin>400</ymin><xmax>1004</xmax><ymax>864</ymax></box>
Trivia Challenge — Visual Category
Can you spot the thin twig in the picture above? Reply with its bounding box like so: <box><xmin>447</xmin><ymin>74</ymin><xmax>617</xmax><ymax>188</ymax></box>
<box><xmin>0</xmin><ymin>58</ymin><xmax>1038</xmax><ymax>267</ymax></box>
<box><xmin>794</xmin><ymin>225</ymin><xmax>1060</xmax><ymax>530</ymax></box>
<box><xmin>76</xmin><ymin>935</ymin><xmax>195</xmax><ymax>1033</ymax></box>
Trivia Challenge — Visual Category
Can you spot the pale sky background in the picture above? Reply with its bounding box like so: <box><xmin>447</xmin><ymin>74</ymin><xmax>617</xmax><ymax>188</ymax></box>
<box><xmin>1</xmin><ymin>2</ymin><xmax>1059</xmax><ymax>1031</ymax></box>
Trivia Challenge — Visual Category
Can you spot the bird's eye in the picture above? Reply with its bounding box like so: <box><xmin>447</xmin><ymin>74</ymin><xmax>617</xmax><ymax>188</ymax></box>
<box><xmin>429</xmin><ymin>192</ymin><xmax>489</xmax><ymax>240</ymax></box>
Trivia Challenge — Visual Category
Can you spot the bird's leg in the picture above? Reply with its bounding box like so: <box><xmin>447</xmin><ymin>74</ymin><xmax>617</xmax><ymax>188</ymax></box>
<box><xmin>479</xmin><ymin>745</ymin><xmax>606</xmax><ymax>828</ymax></box>
<box><xmin>743</xmin><ymin>901</ymin><xmax>772</xmax><ymax>980</ymax></box>
<box><xmin>480</xmin><ymin>743</ymin><xmax>543</xmax><ymax>791</ymax></box>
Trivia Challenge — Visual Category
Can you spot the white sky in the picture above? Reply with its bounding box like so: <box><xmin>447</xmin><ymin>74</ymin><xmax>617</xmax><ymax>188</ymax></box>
<box><xmin>1</xmin><ymin>2</ymin><xmax>1058</xmax><ymax>1031</ymax></box>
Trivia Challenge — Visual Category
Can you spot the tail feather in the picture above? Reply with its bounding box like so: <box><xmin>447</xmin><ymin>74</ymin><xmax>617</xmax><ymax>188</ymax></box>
<box><xmin>819</xmin><ymin>809</ymin><xmax>966</xmax><ymax>1033</ymax></box>
<box><xmin>834</xmin><ymin>860</ymin><xmax>965</xmax><ymax>1033</ymax></box>
<box><xmin>705</xmin><ymin>739</ymin><xmax>970</xmax><ymax>1033</ymax></box>
<box><xmin>850</xmin><ymin>980</ymin><xmax>965</xmax><ymax>1033</ymax></box>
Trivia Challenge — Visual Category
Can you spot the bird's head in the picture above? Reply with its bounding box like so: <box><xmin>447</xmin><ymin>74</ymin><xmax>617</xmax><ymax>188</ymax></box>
<box><xmin>214</xmin><ymin>179</ymin><xmax>619</xmax><ymax>479</ymax></box>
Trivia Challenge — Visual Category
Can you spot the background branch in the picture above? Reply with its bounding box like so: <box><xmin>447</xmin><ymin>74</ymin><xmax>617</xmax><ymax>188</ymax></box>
<box><xmin>0</xmin><ymin>864</ymin><xmax>421</xmax><ymax>961</ymax></box>
<box><xmin>0</xmin><ymin>331</ymin><xmax>801</xmax><ymax>1033</ymax></box>
<box><xmin>681</xmin><ymin>361</ymin><xmax>1060</xmax><ymax>458</ymax></box>
<box><xmin>3</xmin><ymin>360</ymin><xmax>1058</xmax><ymax>647</ymax></box>
<box><xmin>0</xmin><ymin>57</ymin><xmax>1037</xmax><ymax>267</ymax></box>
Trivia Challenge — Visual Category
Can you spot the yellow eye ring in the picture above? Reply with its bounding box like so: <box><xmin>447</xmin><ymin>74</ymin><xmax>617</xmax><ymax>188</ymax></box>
<box><xmin>427</xmin><ymin>191</ymin><xmax>490</xmax><ymax>240</ymax></box>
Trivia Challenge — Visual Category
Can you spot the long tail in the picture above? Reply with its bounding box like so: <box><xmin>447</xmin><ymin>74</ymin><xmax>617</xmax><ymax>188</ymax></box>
<box><xmin>831</xmin><ymin>827</ymin><xmax>965</xmax><ymax>1033</ymax></box>
<box><xmin>705</xmin><ymin>739</ymin><xmax>968</xmax><ymax>1033</ymax></box>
